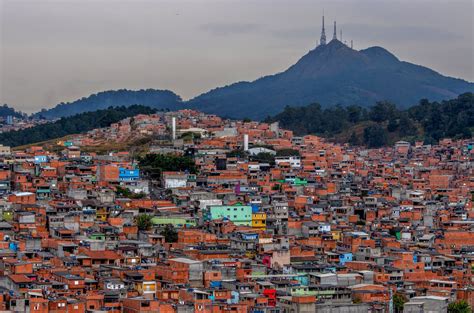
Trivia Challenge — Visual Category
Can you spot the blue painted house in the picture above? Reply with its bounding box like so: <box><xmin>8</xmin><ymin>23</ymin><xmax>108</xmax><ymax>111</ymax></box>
<box><xmin>119</xmin><ymin>168</ymin><xmax>140</xmax><ymax>182</ymax></box>
<box><xmin>34</xmin><ymin>155</ymin><xmax>48</xmax><ymax>164</ymax></box>
<box><xmin>339</xmin><ymin>253</ymin><xmax>353</xmax><ymax>265</ymax></box>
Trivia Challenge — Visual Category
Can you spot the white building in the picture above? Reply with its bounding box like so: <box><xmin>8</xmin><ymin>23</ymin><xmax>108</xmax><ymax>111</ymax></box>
<box><xmin>275</xmin><ymin>156</ymin><xmax>301</xmax><ymax>169</ymax></box>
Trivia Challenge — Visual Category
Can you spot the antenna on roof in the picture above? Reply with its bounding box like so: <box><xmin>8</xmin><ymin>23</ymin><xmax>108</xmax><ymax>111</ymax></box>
<box><xmin>333</xmin><ymin>21</ymin><xmax>337</xmax><ymax>40</ymax></box>
<box><xmin>340</xmin><ymin>29</ymin><xmax>342</xmax><ymax>43</ymax></box>
<box><xmin>351</xmin><ymin>40</ymin><xmax>353</xmax><ymax>49</ymax></box>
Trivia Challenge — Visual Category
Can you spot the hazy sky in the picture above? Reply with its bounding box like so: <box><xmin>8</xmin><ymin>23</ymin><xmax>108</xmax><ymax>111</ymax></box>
<box><xmin>1</xmin><ymin>0</ymin><xmax>473</xmax><ymax>113</ymax></box>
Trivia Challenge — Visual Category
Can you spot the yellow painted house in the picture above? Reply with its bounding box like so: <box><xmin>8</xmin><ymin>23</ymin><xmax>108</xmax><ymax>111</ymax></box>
<box><xmin>331</xmin><ymin>230</ymin><xmax>342</xmax><ymax>241</ymax></box>
<box><xmin>252</xmin><ymin>212</ymin><xmax>267</xmax><ymax>230</ymax></box>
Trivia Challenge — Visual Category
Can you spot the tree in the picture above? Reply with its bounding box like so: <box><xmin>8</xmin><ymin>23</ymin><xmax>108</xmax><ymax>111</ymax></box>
<box><xmin>252</xmin><ymin>152</ymin><xmax>275</xmax><ymax>164</ymax></box>
<box><xmin>387</xmin><ymin>118</ymin><xmax>399</xmax><ymax>132</ymax></box>
<box><xmin>180</xmin><ymin>131</ymin><xmax>201</xmax><ymax>141</ymax></box>
<box><xmin>398</xmin><ymin>114</ymin><xmax>418</xmax><ymax>137</ymax></box>
<box><xmin>348</xmin><ymin>131</ymin><xmax>359</xmax><ymax>146</ymax></box>
<box><xmin>347</xmin><ymin>105</ymin><xmax>364</xmax><ymax>123</ymax></box>
<box><xmin>0</xmin><ymin>105</ymin><xmax>156</xmax><ymax>147</ymax></box>
<box><xmin>226</xmin><ymin>149</ymin><xmax>248</xmax><ymax>159</ymax></box>
<box><xmin>276</xmin><ymin>149</ymin><xmax>300</xmax><ymax>157</ymax></box>
<box><xmin>138</xmin><ymin>153</ymin><xmax>197</xmax><ymax>179</ymax></box>
<box><xmin>363</xmin><ymin>125</ymin><xmax>388</xmax><ymax>148</ymax></box>
<box><xmin>448</xmin><ymin>300</ymin><xmax>471</xmax><ymax>313</ymax></box>
<box><xmin>115</xmin><ymin>186</ymin><xmax>146</xmax><ymax>199</ymax></box>
<box><xmin>136</xmin><ymin>214</ymin><xmax>153</xmax><ymax>231</ymax></box>
<box><xmin>369</xmin><ymin>101</ymin><xmax>398</xmax><ymax>122</ymax></box>
<box><xmin>260</xmin><ymin>93</ymin><xmax>474</xmax><ymax>147</ymax></box>
<box><xmin>160</xmin><ymin>224</ymin><xmax>178</xmax><ymax>243</ymax></box>
<box><xmin>393</xmin><ymin>293</ymin><xmax>407</xmax><ymax>313</ymax></box>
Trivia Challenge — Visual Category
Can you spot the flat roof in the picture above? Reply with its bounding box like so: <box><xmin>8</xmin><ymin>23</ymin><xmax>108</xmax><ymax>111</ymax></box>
<box><xmin>169</xmin><ymin>258</ymin><xmax>202</xmax><ymax>264</ymax></box>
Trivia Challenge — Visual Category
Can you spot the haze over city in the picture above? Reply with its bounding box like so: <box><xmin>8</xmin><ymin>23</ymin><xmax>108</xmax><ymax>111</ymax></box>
<box><xmin>1</xmin><ymin>0</ymin><xmax>473</xmax><ymax>113</ymax></box>
<box><xmin>0</xmin><ymin>0</ymin><xmax>474</xmax><ymax>312</ymax></box>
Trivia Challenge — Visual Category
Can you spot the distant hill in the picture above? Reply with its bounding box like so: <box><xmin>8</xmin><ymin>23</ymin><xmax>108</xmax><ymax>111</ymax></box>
<box><xmin>28</xmin><ymin>40</ymin><xmax>474</xmax><ymax>121</ymax></box>
<box><xmin>0</xmin><ymin>104</ymin><xmax>23</xmax><ymax>118</ymax></box>
<box><xmin>187</xmin><ymin>39</ymin><xmax>474</xmax><ymax>119</ymax></box>
<box><xmin>35</xmin><ymin>89</ymin><xmax>181</xmax><ymax>119</ymax></box>
<box><xmin>266</xmin><ymin>93</ymin><xmax>474</xmax><ymax>147</ymax></box>
<box><xmin>1</xmin><ymin>105</ymin><xmax>156</xmax><ymax>147</ymax></box>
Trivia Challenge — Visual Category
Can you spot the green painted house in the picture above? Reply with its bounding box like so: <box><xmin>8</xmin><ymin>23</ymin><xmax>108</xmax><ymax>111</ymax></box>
<box><xmin>89</xmin><ymin>233</ymin><xmax>106</xmax><ymax>241</ymax></box>
<box><xmin>151</xmin><ymin>217</ymin><xmax>196</xmax><ymax>228</ymax></box>
<box><xmin>204</xmin><ymin>204</ymin><xmax>252</xmax><ymax>226</ymax></box>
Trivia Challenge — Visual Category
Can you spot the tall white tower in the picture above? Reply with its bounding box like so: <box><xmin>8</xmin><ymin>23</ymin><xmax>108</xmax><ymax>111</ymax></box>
<box><xmin>171</xmin><ymin>117</ymin><xmax>176</xmax><ymax>140</ymax></box>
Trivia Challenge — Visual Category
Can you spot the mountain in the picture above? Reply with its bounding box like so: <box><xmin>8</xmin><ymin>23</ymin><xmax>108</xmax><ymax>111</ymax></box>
<box><xmin>1</xmin><ymin>105</ymin><xmax>156</xmax><ymax>147</ymax></box>
<box><xmin>187</xmin><ymin>39</ymin><xmax>474</xmax><ymax>119</ymax></box>
<box><xmin>29</xmin><ymin>40</ymin><xmax>474</xmax><ymax>120</ymax></box>
<box><xmin>35</xmin><ymin>89</ymin><xmax>182</xmax><ymax>119</ymax></box>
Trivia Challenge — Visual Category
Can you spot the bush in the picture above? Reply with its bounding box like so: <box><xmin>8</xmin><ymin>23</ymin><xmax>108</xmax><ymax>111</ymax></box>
<box><xmin>161</xmin><ymin>224</ymin><xmax>178</xmax><ymax>243</ymax></box>
<box><xmin>448</xmin><ymin>300</ymin><xmax>471</xmax><ymax>313</ymax></box>
<box><xmin>136</xmin><ymin>214</ymin><xmax>153</xmax><ymax>231</ymax></box>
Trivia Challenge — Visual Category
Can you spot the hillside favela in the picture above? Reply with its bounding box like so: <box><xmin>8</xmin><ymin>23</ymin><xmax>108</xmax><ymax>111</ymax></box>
<box><xmin>0</xmin><ymin>2</ymin><xmax>474</xmax><ymax>313</ymax></box>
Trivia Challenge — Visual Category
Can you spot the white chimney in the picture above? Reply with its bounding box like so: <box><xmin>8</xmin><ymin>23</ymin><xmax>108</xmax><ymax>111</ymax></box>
<box><xmin>243</xmin><ymin>134</ymin><xmax>249</xmax><ymax>151</ymax></box>
<box><xmin>171</xmin><ymin>117</ymin><xmax>176</xmax><ymax>140</ymax></box>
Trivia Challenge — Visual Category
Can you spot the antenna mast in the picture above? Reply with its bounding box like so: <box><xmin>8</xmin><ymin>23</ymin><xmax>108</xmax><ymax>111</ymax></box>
<box><xmin>320</xmin><ymin>13</ymin><xmax>327</xmax><ymax>45</ymax></box>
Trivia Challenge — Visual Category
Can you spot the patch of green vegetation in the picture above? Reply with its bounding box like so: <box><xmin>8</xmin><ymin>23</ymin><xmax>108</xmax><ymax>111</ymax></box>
<box><xmin>266</xmin><ymin>93</ymin><xmax>474</xmax><ymax>147</ymax></box>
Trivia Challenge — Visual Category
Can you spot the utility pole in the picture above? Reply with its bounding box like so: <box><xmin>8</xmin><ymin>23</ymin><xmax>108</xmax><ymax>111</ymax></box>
<box><xmin>389</xmin><ymin>287</ymin><xmax>394</xmax><ymax>313</ymax></box>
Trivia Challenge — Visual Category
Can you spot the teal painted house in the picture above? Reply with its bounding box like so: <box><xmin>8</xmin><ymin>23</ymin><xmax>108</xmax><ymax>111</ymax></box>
<box><xmin>204</xmin><ymin>204</ymin><xmax>252</xmax><ymax>226</ymax></box>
